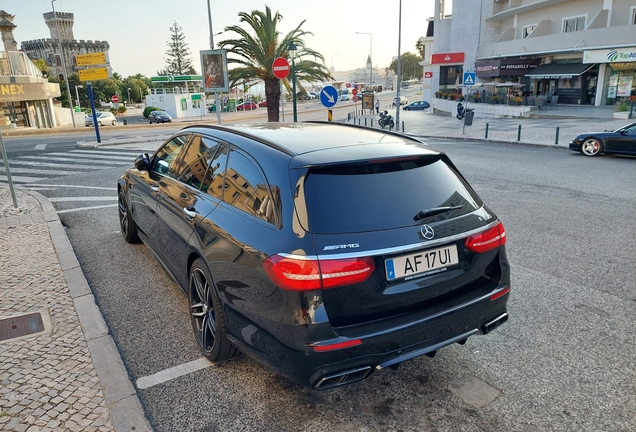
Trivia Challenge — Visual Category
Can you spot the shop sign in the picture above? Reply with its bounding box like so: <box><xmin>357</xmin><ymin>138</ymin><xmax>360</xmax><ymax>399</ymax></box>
<box><xmin>583</xmin><ymin>48</ymin><xmax>636</xmax><ymax>64</ymax></box>
<box><xmin>0</xmin><ymin>82</ymin><xmax>60</xmax><ymax>103</ymax></box>
<box><xmin>476</xmin><ymin>59</ymin><xmax>540</xmax><ymax>77</ymax></box>
<box><xmin>431</xmin><ymin>52</ymin><xmax>464</xmax><ymax>64</ymax></box>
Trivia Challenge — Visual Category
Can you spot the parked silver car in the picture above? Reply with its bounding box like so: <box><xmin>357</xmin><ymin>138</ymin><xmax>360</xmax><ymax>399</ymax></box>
<box><xmin>85</xmin><ymin>111</ymin><xmax>117</xmax><ymax>127</ymax></box>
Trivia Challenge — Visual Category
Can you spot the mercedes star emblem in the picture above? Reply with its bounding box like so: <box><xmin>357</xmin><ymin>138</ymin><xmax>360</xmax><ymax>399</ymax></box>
<box><xmin>420</xmin><ymin>225</ymin><xmax>435</xmax><ymax>240</ymax></box>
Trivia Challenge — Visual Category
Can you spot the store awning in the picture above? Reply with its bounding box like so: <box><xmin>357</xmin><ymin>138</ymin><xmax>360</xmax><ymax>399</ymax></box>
<box><xmin>526</xmin><ymin>63</ymin><xmax>595</xmax><ymax>79</ymax></box>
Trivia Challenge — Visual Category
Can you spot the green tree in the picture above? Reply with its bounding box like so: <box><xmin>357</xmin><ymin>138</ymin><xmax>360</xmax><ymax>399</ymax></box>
<box><xmin>415</xmin><ymin>39</ymin><xmax>425</xmax><ymax>59</ymax></box>
<box><xmin>389</xmin><ymin>52</ymin><xmax>423</xmax><ymax>80</ymax></box>
<box><xmin>33</xmin><ymin>58</ymin><xmax>50</xmax><ymax>78</ymax></box>
<box><xmin>218</xmin><ymin>6</ymin><xmax>331</xmax><ymax>122</ymax></box>
<box><xmin>161</xmin><ymin>21</ymin><xmax>197</xmax><ymax>76</ymax></box>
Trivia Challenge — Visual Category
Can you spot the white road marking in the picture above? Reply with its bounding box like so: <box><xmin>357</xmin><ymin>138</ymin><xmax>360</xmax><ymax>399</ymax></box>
<box><xmin>45</xmin><ymin>152</ymin><xmax>135</xmax><ymax>161</ymax></box>
<box><xmin>20</xmin><ymin>184</ymin><xmax>116</xmax><ymax>190</ymax></box>
<box><xmin>57</xmin><ymin>203</ymin><xmax>118</xmax><ymax>214</ymax></box>
<box><xmin>17</xmin><ymin>155</ymin><xmax>130</xmax><ymax>164</ymax></box>
<box><xmin>70</xmin><ymin>149</ymin><xmax>146</xmax><ymax>157</ymax></box>
<box><xmin>0</xmin><ymin>175</ymin><xmax>45</xmax><ymax>183</ymax></box>
<box><xmin>0</xmin><ymin>167</ymin><xmax>83</xmax><ymax>176</ymax></box>
<box><xmin>34</xmin><ymin>144</ymin><xmax>47</xmax><ymax>150</ymax></box>
<box><xmin>7</xmin><ymin>160</ymin><xmax>124</xmax><ymax>169</ymax></box>
<box><xmin>136</xmin><ymin>358</ymin><xmax>212</xmax><ymax>389</ymax></box>
<box><xmin>49</xmin><ymin>196</ymin><xmax>117</xmax><ymax>202</ymax></box>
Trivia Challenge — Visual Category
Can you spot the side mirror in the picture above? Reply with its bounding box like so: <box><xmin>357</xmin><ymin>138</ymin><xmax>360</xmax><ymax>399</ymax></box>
<box><xmin>134</xmin><ymin>154</ymin><xmax>151</xmax><ymax>171</ymax></box>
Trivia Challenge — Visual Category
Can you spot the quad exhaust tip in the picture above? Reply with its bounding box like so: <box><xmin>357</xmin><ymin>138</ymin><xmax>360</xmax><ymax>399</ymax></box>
<box><xmin>481</xmin><ymin>313</ymin><xmax>508</xmax><ymax>334</ymax></box>
<box><xmin>313</xmin><ymin>366</ymin><xmax>372</xmax><ymax>390</ymax></box>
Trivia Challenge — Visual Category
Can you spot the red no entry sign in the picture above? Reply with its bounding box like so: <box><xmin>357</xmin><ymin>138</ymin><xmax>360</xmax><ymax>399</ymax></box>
<box><xmin>111</xmin><ymin>95</ymin><xmax>119</xmax><ymax>103</ymax></box>
<box><xmin>272</xmin><ymin>57</ymin><xmax>290</xmax><ymax>79</ymax></box>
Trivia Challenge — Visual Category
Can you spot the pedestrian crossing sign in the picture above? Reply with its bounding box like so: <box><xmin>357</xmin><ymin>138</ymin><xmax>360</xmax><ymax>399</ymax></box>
<box><xmin>463</xmin><ymin>72</ymin><xmax>476</xmax><ymax>86</ymax></box>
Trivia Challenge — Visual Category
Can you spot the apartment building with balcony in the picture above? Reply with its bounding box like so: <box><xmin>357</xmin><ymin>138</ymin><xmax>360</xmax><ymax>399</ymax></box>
<box><xmin>423</xmin><ymin>0</ymin><xmax>636</xmax><ymax>106</ymax></box>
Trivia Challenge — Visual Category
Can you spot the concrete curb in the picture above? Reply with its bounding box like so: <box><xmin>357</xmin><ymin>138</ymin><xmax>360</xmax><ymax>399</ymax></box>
<box><xmin>25</xmin><ymin>188</ymin><xmax>152</xmax><ymax>432</ymax></box>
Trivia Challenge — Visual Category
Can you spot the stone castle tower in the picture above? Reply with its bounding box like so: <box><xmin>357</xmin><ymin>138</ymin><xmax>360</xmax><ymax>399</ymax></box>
<box><xmin>0</xmin><ymin>10</ymin><xmax>18</xmax><ymax>52</ymax></box>
<box><xmin>21</xmin><ymin>10</ymin><xmax>110</xmax><ymax>79</ymax></box>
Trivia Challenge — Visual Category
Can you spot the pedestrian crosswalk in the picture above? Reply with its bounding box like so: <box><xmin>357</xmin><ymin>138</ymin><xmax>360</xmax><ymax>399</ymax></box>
<box><xmin>0</xmin><ymin>149</ymin><xmax>144</xmax><ymax>184</ymax></box>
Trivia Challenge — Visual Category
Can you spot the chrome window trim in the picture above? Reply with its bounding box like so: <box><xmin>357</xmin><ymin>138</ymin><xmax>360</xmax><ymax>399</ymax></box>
<box><xmin>279</xmin><ymin>220</ymin><xmax>500</xmax><ymax>261</ymax></box>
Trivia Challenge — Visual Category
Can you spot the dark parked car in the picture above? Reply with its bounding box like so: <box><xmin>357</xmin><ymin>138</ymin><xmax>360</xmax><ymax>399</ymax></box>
<box><xmin>403</xmin><ymin>100</ymin><xmax>431</xmax><ymax>111</ymax></box>
<box><xmin>117</xmin><ymin>122</ymin><xmax>510</xmax><ymax>390</ymax></box>
<box><xmin>236</xmin><ymin>102</ymin><xmax>257</xmax><ymax>111</ymax></box>
<box><xmin>148</xmin><ymin>110</ymin><xmax>172</xmax><ymax>124</ymax></box>
<box><xmin>569</xmin><ymin>122</ymin><xmax>636</xmax><ymax>156</ymax></box>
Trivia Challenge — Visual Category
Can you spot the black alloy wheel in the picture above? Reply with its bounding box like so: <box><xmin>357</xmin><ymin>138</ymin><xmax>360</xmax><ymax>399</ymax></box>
<box><xmin>189</xmin><ymin>258</ymin><xmax>238</xmax><ymax>363</ymax></box>
<box><xmin>118</xmin><ymin>190</ymin><xmax>140</xmax><ymax>243</ymax></box>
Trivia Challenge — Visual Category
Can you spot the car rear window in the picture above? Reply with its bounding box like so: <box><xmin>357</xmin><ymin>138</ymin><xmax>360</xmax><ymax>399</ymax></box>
<box><xmin>302</xmin><ymin>157</ymin><xmax>483</xmax><ymax>233</ymax></box>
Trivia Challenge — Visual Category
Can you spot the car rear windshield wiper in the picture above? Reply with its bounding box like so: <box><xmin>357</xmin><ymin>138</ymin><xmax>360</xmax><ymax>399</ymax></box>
<box><xmin>414</xmin><ymin>205</ymin><xmax>464</xmax><ymax>221</ymax></box>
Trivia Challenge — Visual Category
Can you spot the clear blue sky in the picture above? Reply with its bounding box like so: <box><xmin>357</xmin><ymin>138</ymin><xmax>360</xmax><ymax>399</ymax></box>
<box><xmin>7</xmin><ymin>0</ymin><xmax>434</xmax><ymax>78</ymax></box>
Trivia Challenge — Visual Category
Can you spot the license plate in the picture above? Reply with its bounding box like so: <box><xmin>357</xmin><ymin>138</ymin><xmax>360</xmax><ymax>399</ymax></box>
<box><xmin>385</xmin><ymin>244</ymin><xmax>459</xmax><ymax>281</ymax></box>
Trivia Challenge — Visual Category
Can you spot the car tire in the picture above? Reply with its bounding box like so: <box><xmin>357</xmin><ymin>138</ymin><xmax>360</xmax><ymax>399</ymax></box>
<box><xmin>149</xmin><ymin>120</ymin><xmax>152</xmax><ymax>124</ymax></box>
<box><xmin>189</xmin><ymin>258</ymin><xmax>239</xmax><ymax>363</ymax></box>
<box><xmin>118</xmin><ymin>189</ymin><xmax>140</xmax><ymax>243</ymax></box>
<box><xmin>112</xmin><ymin>120</ymin><xmax>116</xmax><ymax>126</ymax></box>
<box><xmin>581</xmin><ymin>138</ymin><xmax>604</xmax><ymax>157</ymax></box>
<box><xmin>98</xmin><ymin>121</ymin><xmax>103</xmax><ymax>126</ymax></box>
<box><xmin>404</xmin><ymin>107</ymin><xmax>410</xmax><ymax>111</ymax></box>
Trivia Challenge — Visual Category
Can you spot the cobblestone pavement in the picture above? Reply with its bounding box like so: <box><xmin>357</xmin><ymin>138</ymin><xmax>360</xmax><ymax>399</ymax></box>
<box><xmin>0</xmin><ymin>186</ymin><xmax>149</xmax><ymax>432</ymax></box>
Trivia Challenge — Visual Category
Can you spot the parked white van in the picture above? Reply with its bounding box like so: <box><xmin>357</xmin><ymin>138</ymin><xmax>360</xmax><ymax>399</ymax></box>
<box><xmin>339</xmin><ymin>88</ymin><xmax>353</xmax><ymax>101</ymax></box>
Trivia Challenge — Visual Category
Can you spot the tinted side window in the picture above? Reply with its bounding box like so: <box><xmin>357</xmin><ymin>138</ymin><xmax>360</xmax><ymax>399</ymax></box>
<box><xmin>178</xmin><ymin>135</ymin><xmax>223</xmax><ymax>190</ymax></box>
<box><xmin>222</xmin><ymin>148</ymin><xmax>274</xmax><ymax>223</ymax></box>
<box><xmin>200</xmin><ymin>138</ymin><xmax>229</xmax><ymax>200</ymax></box>
<box><xmin>151</xmin><ymin>134</ymin><xmax>190</xmax><ymax>176</ymax></box>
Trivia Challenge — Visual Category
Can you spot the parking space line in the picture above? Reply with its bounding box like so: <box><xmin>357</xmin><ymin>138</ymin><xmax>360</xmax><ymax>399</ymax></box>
<box><xmin>136</xmin><ymin>358</ymin><xmax>212</xmax><ymax>390</ymax></box>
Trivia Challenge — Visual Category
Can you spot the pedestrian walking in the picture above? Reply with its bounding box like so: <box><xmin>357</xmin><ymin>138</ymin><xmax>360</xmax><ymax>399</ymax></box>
<box><xmin>375</xmin><ymin>98</ymin><xmax>380</xmax><ymax>114</ymax></box>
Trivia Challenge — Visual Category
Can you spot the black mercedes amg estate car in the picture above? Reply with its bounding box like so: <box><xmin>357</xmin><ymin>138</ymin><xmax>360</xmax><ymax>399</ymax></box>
<box><xmin>117</xmin><ymin>122</ymin><xmax>510</xmax><ymax>390</ymax></box>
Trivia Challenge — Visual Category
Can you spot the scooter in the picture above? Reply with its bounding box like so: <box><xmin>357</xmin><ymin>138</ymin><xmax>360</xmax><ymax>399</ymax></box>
<box><xmin>456</xmin><ymin>102</ymin><xmax>465</xmax><ymax>120</ymax></box>
<box><xmin>378</xmin><ymin>110</ymin><xmax>395</xmax><ymax>130</ymax></box>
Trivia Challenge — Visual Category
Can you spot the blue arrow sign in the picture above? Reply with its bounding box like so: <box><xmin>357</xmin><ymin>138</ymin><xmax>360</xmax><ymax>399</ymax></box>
<box><xmin>463</xmin><ymin>72</ymin><xmax>476</xmax><ymax>86</ymax></box>
<box><xmin>320</xmin><ymin>85</ymin><xmax>338</xmax><ymax>108</ymax></box>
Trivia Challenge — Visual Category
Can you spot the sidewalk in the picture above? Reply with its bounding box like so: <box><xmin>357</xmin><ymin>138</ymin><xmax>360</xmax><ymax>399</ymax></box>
<box><xmin>0</xmin><ymin>186</ymin><xmax>151</xmax><ymax>431</ymax></box>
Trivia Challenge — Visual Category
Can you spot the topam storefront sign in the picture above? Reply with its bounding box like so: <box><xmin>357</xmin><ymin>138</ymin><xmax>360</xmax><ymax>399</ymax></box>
<box><xmin>583</xmin><ymin>48</ymin><xmax>636</xmax><ymax>64</ymax></box>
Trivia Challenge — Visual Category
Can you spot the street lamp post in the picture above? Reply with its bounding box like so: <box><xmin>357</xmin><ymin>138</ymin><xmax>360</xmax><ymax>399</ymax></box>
<box><xmin>51</xmin><ymin>0</ymin><xmax>76</xmax><ymax>127</ymax></box>
<box><xmin>355</xmin><ymin>32</ymin><xmax>372</xmax><ymax>89</ymax></box>
<box><xmin>127</xmin><ymin>87</ymin><xmax>131</xmax><ymax>104</ymax></box>
<box><xmin>74</xmin><ymin>85</ymin><xmax>83</xmax><ymax>108</ymax></box>
<box><xmin>395</xmin><ymin>0</ymin><xmax>403</xmax><ymax>131</ymax></box>
<box><xmin>288</xmin><ymin>42</ymin><xmax>298</xmax><ymax>122</ymax></box>
<box><xmin>207</xmin><ymin>0</ymin><xmax>222</xmax><ymax>124</ymax></box>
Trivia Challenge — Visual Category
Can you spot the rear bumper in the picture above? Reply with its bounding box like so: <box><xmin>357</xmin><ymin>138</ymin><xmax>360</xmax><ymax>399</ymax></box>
<box><xmin>225</xmin><ymin>288</ymin><xmax>509</xmax><ymax>390</ymax></box>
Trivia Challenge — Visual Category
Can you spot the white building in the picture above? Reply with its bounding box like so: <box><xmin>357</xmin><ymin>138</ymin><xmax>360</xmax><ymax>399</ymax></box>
<box><xmin>423</xmin><ymin>0</ymin><xmax>636</xmax><ymax>106</ymax></box>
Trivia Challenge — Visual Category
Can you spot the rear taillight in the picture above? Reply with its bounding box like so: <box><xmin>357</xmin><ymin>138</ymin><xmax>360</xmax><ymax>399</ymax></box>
<box><xmin>312</xmin><ymin>339</ymin><xmax>362</xmax><ymax>352</ymax></box>
<box><xmin>465</xmin><ymin>221</ymin><xmax>506</xmax><ymax>253</ymax></box>
<box><xmin>263</xmin><ymin>254</ymin><xmax>375</xmax><ymax>291</ymax></box>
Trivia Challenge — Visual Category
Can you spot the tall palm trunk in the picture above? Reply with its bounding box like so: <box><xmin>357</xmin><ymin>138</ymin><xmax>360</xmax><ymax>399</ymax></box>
<box><xmin>265</xmin><ymin>77</ymin><xmax>281</xmax><ymax>122</ymax></box>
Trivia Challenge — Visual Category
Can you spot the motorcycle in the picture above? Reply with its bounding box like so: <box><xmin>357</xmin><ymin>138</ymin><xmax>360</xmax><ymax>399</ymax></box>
<box><xmin>378</xmin><ymin>110</ymin><xmax>395</xmax><ymax>130</ymax></box>
<box><xmin>456</xmin><ymin>102</ymin><xmax>465</xmax><ymax>120</ymax></box>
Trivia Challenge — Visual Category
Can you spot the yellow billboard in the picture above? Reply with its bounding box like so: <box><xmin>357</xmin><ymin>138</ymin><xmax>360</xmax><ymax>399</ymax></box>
<box><xmin>78</xmin><ymin>67</ymin><xmax>110</xmax><ymax>81</ymax></box>
<box><xmin>76</xmin><ymin>52</ymin><xmax>106</xmax><ymax>66</ymax></box>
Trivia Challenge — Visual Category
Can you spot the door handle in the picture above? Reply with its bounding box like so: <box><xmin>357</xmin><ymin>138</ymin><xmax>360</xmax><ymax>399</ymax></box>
<box><xmin>183</xmin><ymin>207</ymin><xmax>197</xmax><ymax>220</ymax></box>
<box><xmin>151</xmin><ymin>185</ymin><xmax>159</xmax><ymax>193</ymax></box>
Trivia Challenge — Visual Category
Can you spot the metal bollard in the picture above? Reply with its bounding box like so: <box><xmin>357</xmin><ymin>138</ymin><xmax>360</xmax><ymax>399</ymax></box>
<box><xmin>517</xmin><ymin>125</ymin><xmax>522</xmax><ymax>141</ymax></box>
<box><xmin>555</xmin><ymin>127</ymin><xmax>560</xmax><ymax>145</ymax></box>
<box><xmin>365</xmin><ymin>118</ymin><xmax>367</xmax><ymax>127</ymax></box>
<box><xmin>485</xmin><ymin>123</ymin><xmax>489</xmax><ymax>139</ymax></box>
<box><xmin>371</xmin><ymin>119</ymin><xmax>373</xmax><ymax>127</ymax></box>
<box><xmin>402</xmin><ymin>121</ymin><xmax>405</xmax><ymax>132</ymax></box>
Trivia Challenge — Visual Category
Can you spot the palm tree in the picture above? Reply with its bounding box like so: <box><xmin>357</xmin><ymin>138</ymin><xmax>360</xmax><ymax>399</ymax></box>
<box><xmin>218</xmin><ymin>6</ymin><xmax>331</xmax><ymax>122</ymax></box>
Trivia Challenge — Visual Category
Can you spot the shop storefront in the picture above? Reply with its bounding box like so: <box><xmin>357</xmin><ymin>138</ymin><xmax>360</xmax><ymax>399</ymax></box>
<box><xmin>525</xmin><ymin>63</ymin><xmax>598</xmax><ymax>104</ymax></box>
<box><xmin>431</xmin><ymin>52</ymin><xmax>464</xmax><ymax>93</ymax></box>
<box><xmin>0</xmin><ymin>81</ymin><xmax>60</xmax><ymax>128</ymax></box>
<box><xmin>475</xmin><ymin>58</ymin><xmax>540</xmax><ymax>91</ymax></box>
<box><xmin>583</xmin><ymin>47</ymin><xmax>636</xmax><ymax>106</ymax></box>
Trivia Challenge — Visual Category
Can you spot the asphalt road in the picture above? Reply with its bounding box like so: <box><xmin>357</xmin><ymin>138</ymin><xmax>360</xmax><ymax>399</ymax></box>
<box><xmin>20</xmin><ymin>134</ymin><xmax>636</xmax><ymax>431</ymax></box>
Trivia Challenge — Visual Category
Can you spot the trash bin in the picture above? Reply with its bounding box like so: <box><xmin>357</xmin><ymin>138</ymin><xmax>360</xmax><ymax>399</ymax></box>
<box><xmin>464</xmin><ymin>108</ymin><xmax>474</xmax><ymax>126</ymax></box>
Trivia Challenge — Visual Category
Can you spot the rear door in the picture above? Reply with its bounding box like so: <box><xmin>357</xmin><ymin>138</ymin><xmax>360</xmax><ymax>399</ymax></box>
<box><xmin>297</xmin><ymin>155</ymin><xmax>501</xmax><ymax>329</ymax></box>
